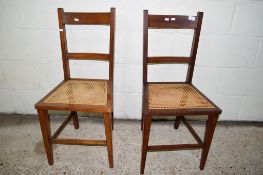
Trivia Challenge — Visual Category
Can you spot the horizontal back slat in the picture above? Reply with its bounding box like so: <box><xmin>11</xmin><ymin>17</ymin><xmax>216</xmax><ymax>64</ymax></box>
<box><xmin>148</xmin><ymin>15</ymin><xmax>197</xmax><ymax>29</ymax></box>
<box><xmin>148</xmin><ymin>57</ymin><xmax>191</xmax><ymax>63</ymax></box>
<box><xmin>62</xmin><ymin>12</ymin><xmax>111</xmax><ymax>25</ymax></box>
<box><xmin>67</xmin><ymin>53</ymin><xmax>110</xmax><ymax>60</ymax></box>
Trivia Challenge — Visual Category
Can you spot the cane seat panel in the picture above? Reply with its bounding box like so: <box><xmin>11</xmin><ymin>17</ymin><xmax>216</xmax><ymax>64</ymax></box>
<box><xmin>148</xmin><ymin>84</ymin><xmax>215</xmax><ymax>110</ymax></box>
<box><xmin>43</xmin><ymin>80</ymin><xmax>107</xmax><ymax>106</ymax></box>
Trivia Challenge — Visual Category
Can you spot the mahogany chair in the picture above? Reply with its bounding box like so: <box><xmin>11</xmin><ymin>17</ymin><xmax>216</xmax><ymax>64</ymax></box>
<box><xmin>140</xmin><ymin>10</ymin><xmax>222</xmax><ymax>174</ymax></box>
<box><xmin>35</xmin><ymin>8</ymin><xmax>115</xmax><ymax>168</ymax></box>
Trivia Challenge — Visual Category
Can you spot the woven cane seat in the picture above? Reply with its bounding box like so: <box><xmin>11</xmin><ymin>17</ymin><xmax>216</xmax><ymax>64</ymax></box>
<box><xmin>148</xmin><ymin>84</ymin><xmax>214</xmax><ymax>110</ymax></box>
<box><xmin>43</xmin><ymin>80</ymin><xmax>108</xmax><ymax>106</ymax></box>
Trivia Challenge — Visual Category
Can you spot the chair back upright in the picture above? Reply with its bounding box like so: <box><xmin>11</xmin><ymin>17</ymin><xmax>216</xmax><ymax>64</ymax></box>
<box><xmin>57</xmin><ymin>8</ymin><xmax>115</xmax><ymax>82</ymax></box>
<box><xmin>143</xmin><ymin>11</ymin><xmax>203</xmax><ymax>84</ymax></box>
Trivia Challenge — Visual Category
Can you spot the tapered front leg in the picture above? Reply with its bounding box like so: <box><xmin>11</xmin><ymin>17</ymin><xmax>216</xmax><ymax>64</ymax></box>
<box><xmin>200</xmin><ymin>114</ymin><xmax>218</xmax><ymax>170</ymax></box>
<box><xmin>38</xmin><ymin>109</ymin><xmax>53</xmax><ymax>165</ymax></box>
<box><xmin>140</xmin><ymin>114</ymin><xmax>152</xmax><ymax>174</ymax></box>
<box><xmin>71</xmin><ymin>111</ymin><xmax>79</xmax><ymax>129</ymax></box>
<box><xmin>103</xmin><ymin>112</ymin><xmax>113</xmax><ymax>168</ymax></box>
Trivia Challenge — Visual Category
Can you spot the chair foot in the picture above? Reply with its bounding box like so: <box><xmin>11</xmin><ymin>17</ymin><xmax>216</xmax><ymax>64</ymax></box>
<box><xmin>103</xmin><ymin>112</ymin><xmax>113</xmax><ymax>168</ymax></box>
<box><xmin>71</xmin><ymin>111</ymin><xmax>79</xmax><ymax>129</ymax></box>
<box><xmin>199</xmin><ymin>114</ymin><xmax>218</xmax><ymax>169</ymax></box>
<box><xmin>174</xmin><ymin>116</ymin><xmax>183</xmax><ymax>129</ymax></box>
<box><xmin>38</xmin><ymin>110</ymin><xmax>54</xmax><ymax>165</ymax></box>
<box><xmin>140</xmin><ymin>114</ymin><xmax>152</xmax><ymax>174</ymax></box>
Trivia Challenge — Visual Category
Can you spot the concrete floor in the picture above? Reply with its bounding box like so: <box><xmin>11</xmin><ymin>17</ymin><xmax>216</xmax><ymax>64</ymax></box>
<box><xmin>0</xmin><ymin>115</ymin><xmax>262</xmax><ymax>175</ymax></box>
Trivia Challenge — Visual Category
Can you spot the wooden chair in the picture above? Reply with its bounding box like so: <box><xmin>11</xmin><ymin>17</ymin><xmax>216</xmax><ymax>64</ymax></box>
<box><xmin>35</xmin><ymin>8</ymin><xmax>115</xmax><ymax>168</ymax></box>
<box><xmin>140</xmin><ymin>10</ymin><xmax>222</xmax><ymax>174</ymax></box>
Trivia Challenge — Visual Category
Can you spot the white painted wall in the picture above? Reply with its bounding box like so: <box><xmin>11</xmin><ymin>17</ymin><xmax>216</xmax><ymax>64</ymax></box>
<box><xmin>0</xmin><ymin>0</ymin><xmax>263</xmax><ymax>121</ymax></box>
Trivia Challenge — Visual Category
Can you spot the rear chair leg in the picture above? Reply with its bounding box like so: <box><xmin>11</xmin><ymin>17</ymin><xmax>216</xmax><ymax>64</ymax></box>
<box><xmin>103</xmin><ymin>112</ymin><xmax>113</xmax><ymax>168</ymax></box>
<box><xmin>71</xmin><ymin>111</ymin><xmax>79</xmax><ymax>129</ymax></box>
<box><xmin>141</xmin><ymin>114</ymin><xmax>144</xmax><ymax>131</ymax></box>
<box><xmin>140</xmin><ymin>114</ymin><xmax>152</xmax><ymax>174</ymax></box>
<box><xmin>174</xmin><ymin>116</ymin><xmax>183</xmax><ymax>129</ymax></box>
<box><xmin>111</xmin><ymin>112</ymin><xmax>114</xmax><ymax>130</ymax></box>
<box><xmin>38</xmin><ymin>109</ymin><xmax>54</xmax><ymax>165</ymax></box>
<box><xmin>200</xmin><ymin>114</ymin><xmax>218</xmax><ymax>170</ymax></box>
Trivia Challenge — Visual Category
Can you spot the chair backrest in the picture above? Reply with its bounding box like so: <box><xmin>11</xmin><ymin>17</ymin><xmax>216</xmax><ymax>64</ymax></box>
<box><xmin>57</xmin><ymin>8</ymin><xmax>115</xmax><ymax>81</ymax></box>
<box><xmin>143</xmin><ymin>10</ymin><xmax>203</xmax><ymax>84</ymax></box>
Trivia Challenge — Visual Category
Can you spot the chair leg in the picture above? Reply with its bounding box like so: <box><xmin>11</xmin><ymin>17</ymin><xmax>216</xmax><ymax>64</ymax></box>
<box><xmin>111</xmin><ymin>112</ymin><xmax>114</xmax><ymax>130</ymax></box>
<box><xmin>37</xmin><ymin>109</ymin><xmax>54</xmax><ymax>165</ymax></box>
<box><xmin>174</xmin><ymin>116</ymin><xmax>183</xmax><ymax>129</ymax></box>
<box><xmin>140</xmin><ymin>114</ymin><xmax>152</xmax><ymax>174</ymax></box>
<box><xmin>71</xmin><ymin>111</ymin><xmax>79</xmax><ymax>129</ymax></box>
<box><xmin>141</xmin><ymin>114</ymin><xmax>144</xmax><ymax>131</ymax></box>
<box><xmin>200</xmin><ymin>114</ymin><xmax>218</xmax><ymax>170</ymax></box>
<box><xmin>103</xmin><ymin>112</ymin><xmax>113</xmax><ymax>168</ymax></box>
